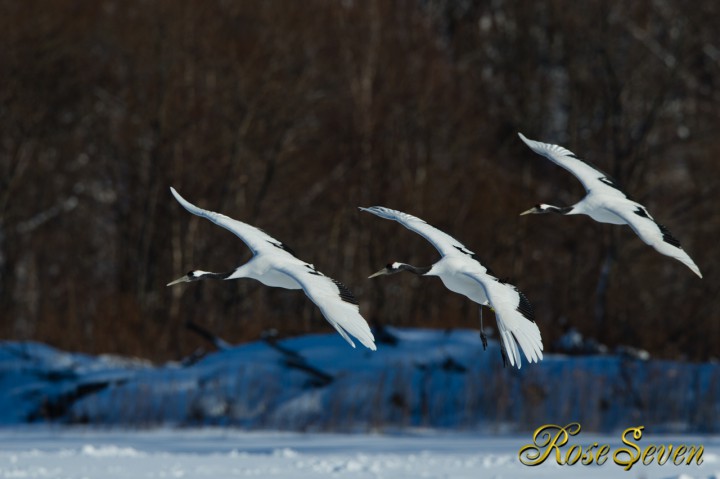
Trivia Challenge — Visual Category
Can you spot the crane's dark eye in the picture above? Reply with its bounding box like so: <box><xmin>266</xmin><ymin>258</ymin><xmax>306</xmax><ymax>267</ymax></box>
<box><xmin>386</xmin><ymin>263</ymin><xmax>393</xmax><ymax>269</ymax></box>
<box><xmin>187</xmin><ymin>270</ymin><xmax>196</xmax><ymax>277</ymax></box>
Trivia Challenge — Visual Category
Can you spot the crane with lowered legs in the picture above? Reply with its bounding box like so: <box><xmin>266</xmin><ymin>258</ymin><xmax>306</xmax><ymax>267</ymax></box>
<box><xmin>360</xmin><ymin>206</ymin><xmax>543</xmax><ymax>369</ymax></box>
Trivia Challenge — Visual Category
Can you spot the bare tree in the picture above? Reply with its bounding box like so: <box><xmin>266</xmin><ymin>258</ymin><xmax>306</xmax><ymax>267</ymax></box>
<box><xmin>0</xmin><ymin>0</ymin><xmax>717</xmax><ymax>361</ymax></box>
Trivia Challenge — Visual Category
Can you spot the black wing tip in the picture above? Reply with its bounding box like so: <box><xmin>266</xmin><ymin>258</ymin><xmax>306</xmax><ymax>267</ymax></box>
<box><xmin>515</xmin><ymin>289</ymin><xmax>535</xmax><ymax>322</ymax></box>
<box><xmin>332</xmin><ymin>278</ymin><xmax>359</xmax><ymax>305</ymax></box>
<box><xmin>491</xmin><ymin>275</ymin><xmax>535</xmax><ymax>322</ymax></box>
<box><xmin>657</xmin><ymin>223</ymin><xmax>682</xmax><ymax>248</ymax></box>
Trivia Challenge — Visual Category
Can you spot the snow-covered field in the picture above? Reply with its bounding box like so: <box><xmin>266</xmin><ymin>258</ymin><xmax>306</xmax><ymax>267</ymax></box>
<box><xmin>0</xmin><ymin>428</ymin><xmax>717</xmax><ymax>478</ymax></box>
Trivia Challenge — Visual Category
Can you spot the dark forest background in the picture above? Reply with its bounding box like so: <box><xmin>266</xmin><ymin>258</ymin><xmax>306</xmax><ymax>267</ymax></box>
<box><xmin>1</xmin><ymin>0</ymin><xmax>718</xmax><ymax>362</ymax></box>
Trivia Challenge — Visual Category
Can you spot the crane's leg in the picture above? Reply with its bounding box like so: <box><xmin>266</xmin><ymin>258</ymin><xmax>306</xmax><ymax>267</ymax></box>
<box><xmin>479</xmin><ymin>306</ymin><xmax>488</xmax><ymax>350</ymax></box>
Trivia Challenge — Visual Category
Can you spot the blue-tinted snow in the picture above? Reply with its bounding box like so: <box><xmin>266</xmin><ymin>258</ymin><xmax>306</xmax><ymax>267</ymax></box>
<box><xmin>0</xmin><ymin>329</ymin><xmax>718</xmax><ymax>433</ymax></box>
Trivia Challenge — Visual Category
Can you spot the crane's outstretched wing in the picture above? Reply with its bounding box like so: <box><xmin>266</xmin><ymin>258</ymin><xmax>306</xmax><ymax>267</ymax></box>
<box><xmin>359</xmin><ymin>206</ymin><xmax>474</xmax><ymax>258</ymax></box>
<box><xmin>276</xmin><ymin>263</ymin><xmax>377</xmax><ymax>350</ymax></box>
<box><xmin>170</xmin><ymin>187</ymin><xmax>295</xmax><ymax>257</ymax></box>
<box><xmin>461</xmin><ymin>272</ymin><xmax>543</xmax><ymax>368</ymax></box>
<box><xmin>606</xmin><ymin>200</ymin><xmax>702</xmax><ymax>278</ymax></box>
<box><xmin>518</xmin><ymin>133</ymin><xmax>627</xmax><ymax>198</ymax></box>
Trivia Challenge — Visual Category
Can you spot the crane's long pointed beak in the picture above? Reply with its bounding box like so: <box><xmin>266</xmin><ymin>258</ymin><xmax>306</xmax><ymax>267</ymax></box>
<box><xmin>167</xmin><ymin>275</ymin><xmax>191</xmax><ymax>286</ymax></box>
<box><xmin>519</xmin><ymin>207</ymin><xmax>535</xmax><ymax>216</ymax></box>
<box><xmin>368</xmin><ymin>268</ymin><xmax>388</xmax><ymax>279</ymax></box>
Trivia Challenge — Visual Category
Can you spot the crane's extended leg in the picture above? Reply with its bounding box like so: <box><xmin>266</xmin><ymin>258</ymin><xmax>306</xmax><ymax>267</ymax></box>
<box><xmin>479</xmin><ymin>307</ymin><xmax>488</xmax><ymax>350</ymax></box>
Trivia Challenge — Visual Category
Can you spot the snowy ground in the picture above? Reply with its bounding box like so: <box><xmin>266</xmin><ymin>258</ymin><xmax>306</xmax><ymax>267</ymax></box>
<box><xmin>0</xmin><ymin>428</ymin><xmax>717</xmax><ymax>478</ymax></box>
